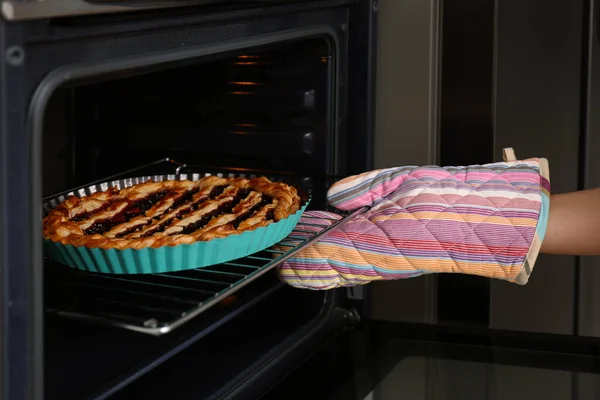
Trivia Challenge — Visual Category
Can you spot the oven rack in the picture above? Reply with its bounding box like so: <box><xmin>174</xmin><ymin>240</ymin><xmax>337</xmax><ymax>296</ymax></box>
<box><xmin>43</xmin><ymin>158</ymin><xmax>361</xmax><ymax>336</ymax></box>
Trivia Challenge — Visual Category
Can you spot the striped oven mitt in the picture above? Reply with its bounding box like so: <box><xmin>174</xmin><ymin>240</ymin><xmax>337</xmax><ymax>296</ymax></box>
<box><xmin>277</xmin><ymin>148</ymin><xmax>551</xmax><ymax>290</ymax></box>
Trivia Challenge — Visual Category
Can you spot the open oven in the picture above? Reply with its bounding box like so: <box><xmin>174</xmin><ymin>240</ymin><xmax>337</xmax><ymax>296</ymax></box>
<box><xmin>8</xmin><ymin>1</ymin><xmax>600</xmax><ymax>399</ymax></box>
<box><xmin>0</xmin><ymin>1</ymin><xmax>377</xmax><ymax>399</ymax></box>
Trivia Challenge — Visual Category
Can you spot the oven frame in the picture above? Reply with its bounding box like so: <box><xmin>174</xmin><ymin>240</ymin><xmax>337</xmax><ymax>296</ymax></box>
<box><xmin>0</xmin><ymin>1</ymin><xmax>377</xmax><ymax>398</ymax></box>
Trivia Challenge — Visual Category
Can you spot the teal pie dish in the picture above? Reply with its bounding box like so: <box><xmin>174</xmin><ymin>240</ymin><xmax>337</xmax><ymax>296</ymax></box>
<box><xmin>43</xmin><ymin>174</ymin><xmax>311</xmax><ymax>274</ymax></box>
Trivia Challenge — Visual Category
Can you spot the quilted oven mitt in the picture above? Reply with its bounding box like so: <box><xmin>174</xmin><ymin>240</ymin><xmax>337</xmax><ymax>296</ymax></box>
<box><xmin>277</xmin><ymin>148</ymin><xmax>551</xmax><ymax>290</ymax></box>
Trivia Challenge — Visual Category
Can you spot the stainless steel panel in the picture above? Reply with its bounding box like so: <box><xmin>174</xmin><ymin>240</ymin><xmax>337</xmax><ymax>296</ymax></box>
<box><xmin>578</xmin><ymin>0</ymin><xmax>600</xmax><ymax>338</ymax></box>
<box><xmin>372</xmin><ymin>357</ymin><xmax>577</xmax><ymax>400</ymax></box>
<box><xmin>491</xmin><ymin>0</ymin><xmax>582</xmax><ymax>334</ymax></box>
<box><xmin>370</xmin><ymin>0</ymin><xmax>440</xmax><ymax>323</ymax></box>
<box><xmin>371</xmin><ymin>357</ymin><xmax>430</xmax><ymax>400</ymax></box>
<box><xmin>488</xmin><ymin>365</ymin><xmax>573</xmax><ymax>400</ymax></box>
<box><xmin>576</xmin><ymin>373</ymin><xmax>600</xmax><ymax>400</ymax></box>
<box><xmin>1</xmin><ymin>0</ymin><xmax>220</xmax><ymax>21</ymax></box>
<box><xmin>372</xmin><ymin>358</ymin><xmax>489</xmax><ymax>400</ymax></box>
<box><xmin>374</xmin><ymin>0</ymin><xmax>440</xmax><ymax>168</ymax></box>
<box><xmin>578</xmin><ymin>255</ymin><xmax>600</xmax><ymax>337</ymax></box>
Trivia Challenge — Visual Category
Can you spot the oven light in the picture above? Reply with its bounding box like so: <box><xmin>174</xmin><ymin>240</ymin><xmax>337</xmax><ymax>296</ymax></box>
<box><xmin>228</xmin><ymin>81</ymin><xmax>262</xmax><ymax>86</ymax></box>
<box><xmin>233</xmin><ymin>123</ymin><xmax>258</xmax><ymax>127</ymax></box>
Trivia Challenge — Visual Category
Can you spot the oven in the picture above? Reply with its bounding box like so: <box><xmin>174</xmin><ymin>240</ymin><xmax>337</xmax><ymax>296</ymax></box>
<box><xmin>5</xmin><ymin>0</ymin><xmax>600</xmax><ymax>399</ymax></box>
<box><xmin>0</xmin><ymin>1</ymin><xmax>376</xmax><ymax>399</ymax></box>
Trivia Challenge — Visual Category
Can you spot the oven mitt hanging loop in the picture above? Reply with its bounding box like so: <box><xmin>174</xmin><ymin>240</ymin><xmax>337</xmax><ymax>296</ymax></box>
<box><xmin>278</xmin><ymin>148</ymin><xmax>551</xmax><ymax>290</ymax></box>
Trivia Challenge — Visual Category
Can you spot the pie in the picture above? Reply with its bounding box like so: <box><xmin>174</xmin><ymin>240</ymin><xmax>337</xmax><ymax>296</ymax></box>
<box><xmin>43</xmin><ymin>176</ymin><xmax>302</xmax><ymax>250</ymax></box>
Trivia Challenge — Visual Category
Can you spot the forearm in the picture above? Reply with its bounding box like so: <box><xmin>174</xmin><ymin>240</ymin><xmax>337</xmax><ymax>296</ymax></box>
<box><xmin>541</xmin><ymin>188</ymin><xmax>600</xmax><ymax>255</ymax></box>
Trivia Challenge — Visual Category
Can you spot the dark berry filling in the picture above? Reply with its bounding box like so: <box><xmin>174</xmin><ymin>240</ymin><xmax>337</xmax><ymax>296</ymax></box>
<box><xmin>83</xmin><ymin>190</ymin><xmax>168</xmax><ymax>235</ymax></box>
<box><xmin>231</xmin><ymin>195</ymin><xmax>273</xmax><ymax>229</ymax></box>
<box><xmin>78</xmin><ymin>183</ymin><xmax>279</xmax><ymax>238</ymax></box>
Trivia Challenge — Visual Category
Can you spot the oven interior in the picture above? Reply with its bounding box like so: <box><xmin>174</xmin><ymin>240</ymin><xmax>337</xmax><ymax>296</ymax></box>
<box><xmin>43</xmin><ymin>37</ymin><xmax>336</xmax><ymax>205</ymax></box>
<box><xmin>41</xmin><ymin>36</ymin><xmax>347</xmax><ymax>400</ymax></box>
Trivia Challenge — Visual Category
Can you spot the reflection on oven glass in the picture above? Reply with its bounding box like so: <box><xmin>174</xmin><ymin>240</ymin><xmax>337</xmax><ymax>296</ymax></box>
<box><xmin>370</xmin><ymin>357</ymin><xmax>599</xmax><ymax>400</ymax></box>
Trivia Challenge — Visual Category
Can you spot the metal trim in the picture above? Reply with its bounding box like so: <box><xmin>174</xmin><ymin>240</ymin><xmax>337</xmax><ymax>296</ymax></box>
<box><xmin>2</xmin><ymin>0</ymin><xmax>218</xmax><ymax>21</ymax></box>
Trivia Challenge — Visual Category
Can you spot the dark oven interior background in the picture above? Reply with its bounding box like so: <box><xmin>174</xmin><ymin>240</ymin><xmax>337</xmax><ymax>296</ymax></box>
<box><xmin>43</xmin><ymin>38</ymin><xmax>335</xmax><ymax>208</ymax></box>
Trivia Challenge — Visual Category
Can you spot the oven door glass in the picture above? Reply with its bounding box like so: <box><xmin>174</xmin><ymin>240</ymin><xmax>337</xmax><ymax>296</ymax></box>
<box><xmin>264</xmin><ymin>322</ymin><xmax>600</xmax><ymax>400</ymax></box>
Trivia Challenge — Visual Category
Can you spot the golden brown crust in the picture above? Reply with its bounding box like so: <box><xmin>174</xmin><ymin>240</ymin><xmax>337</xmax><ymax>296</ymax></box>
<box><xmin>43</xmin><ymin>176</ymin><xmax>302</xmax><ymax>250</ymax></box>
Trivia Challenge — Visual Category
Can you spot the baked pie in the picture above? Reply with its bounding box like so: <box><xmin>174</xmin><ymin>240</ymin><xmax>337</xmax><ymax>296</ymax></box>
<box><xmin>43</xmin><ymin>176</ymin><xmax>302</xmax><ymax>250</ymax></box>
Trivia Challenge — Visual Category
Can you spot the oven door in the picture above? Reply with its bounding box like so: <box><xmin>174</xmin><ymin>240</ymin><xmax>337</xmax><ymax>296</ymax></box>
<box><xmin>263</xmin><ymin>322</ymin><xmax>600</xmax><ymax>400</ymax></box>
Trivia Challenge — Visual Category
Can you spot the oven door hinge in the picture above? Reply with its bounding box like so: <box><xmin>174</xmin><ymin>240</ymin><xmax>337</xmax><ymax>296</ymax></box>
<box><xmin>334</xmin><ymin>307</ymin><xmax>361</xmax><ymax>323</ymax></box>
<box><xmin>346</xmin><ymin>285</ymin><xmax>364</xmax><ymax>300</ymax></box>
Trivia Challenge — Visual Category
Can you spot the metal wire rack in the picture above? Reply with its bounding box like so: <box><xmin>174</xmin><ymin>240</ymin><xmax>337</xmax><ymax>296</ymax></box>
<box><xmin>43</xmin><ymin>159</ymin><xmax>362</xmax><ymax>336</ymax></box>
